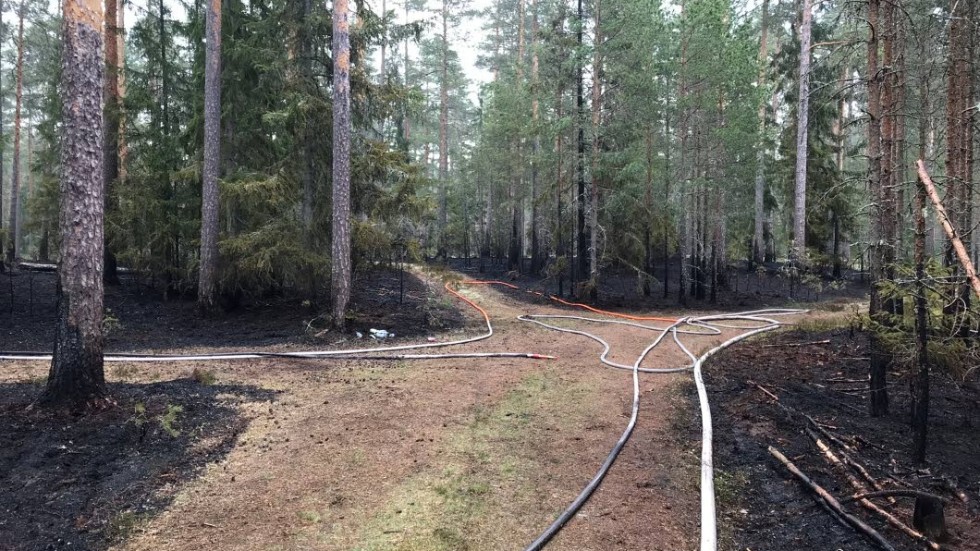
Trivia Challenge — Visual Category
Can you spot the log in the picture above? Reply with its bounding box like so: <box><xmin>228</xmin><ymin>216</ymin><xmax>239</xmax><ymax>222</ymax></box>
<box><xmin>768</xmin><ymin>445</ymin><xmax>898</xmax><ymax>551</ymax></box>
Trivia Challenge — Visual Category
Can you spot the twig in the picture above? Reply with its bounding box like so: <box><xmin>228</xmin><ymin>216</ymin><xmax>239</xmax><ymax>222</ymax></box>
<box><xmin>747</xmin><ymin>380</ymin><xmax>782</xmax><ymax>402</ymax></box>
<box><xmin>826</xmin><ymin>377</ymin><xmax>870</xmax><ymax>383</ymax></box>
<box><xmin>760</xmin><ymin>339</ymin><xmax>832</xmax><ymax>348</ymax></box>
<box><xmin>842</xmin><ymin>490</ymin><xmax>948</xmax><ymax>504</ymax></box>
<box><xmin>768</xmin><ymin>445</ymin><xmax>898</xmax><ymax>551</ymax></box>
<box><xmin>807</xmin><ymin>429</ymin><xmax>943</xmax><ymax>550</ymax></box>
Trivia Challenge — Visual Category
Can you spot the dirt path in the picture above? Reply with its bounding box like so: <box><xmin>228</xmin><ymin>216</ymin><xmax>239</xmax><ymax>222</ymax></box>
<box><xmin>4</xmin><ymin>283</ymin><xmax>810</xmax><ymax>551</ymax></box>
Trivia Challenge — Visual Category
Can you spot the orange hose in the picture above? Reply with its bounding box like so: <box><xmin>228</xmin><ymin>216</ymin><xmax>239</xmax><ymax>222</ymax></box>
<box><xmin>451</xmin><ymin>279</ymin><xmax>678</xmax><ymax>323</ymax></box>
<box><xmin>443</xmin><ymin>281</ymin><xmax>493</xmax><ymax>327</ymax></box>
<box><xmin>548</xmin><ymin>296</ymin><xmax>678</xmax><ymax>323</ymax></box>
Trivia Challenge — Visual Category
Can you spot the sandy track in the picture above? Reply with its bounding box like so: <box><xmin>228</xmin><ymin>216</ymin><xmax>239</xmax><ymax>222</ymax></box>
<box><xmin>98</xmin><ymin>283</ymin><xmax>794</xmax><ymax>551</ymax></box>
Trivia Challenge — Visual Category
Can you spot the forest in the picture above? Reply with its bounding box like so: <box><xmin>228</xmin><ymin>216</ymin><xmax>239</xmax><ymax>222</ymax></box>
<box><xmin>0</xmin><ymin>0</ymin><xmax>978</xmax><ymax>549</ymax></box>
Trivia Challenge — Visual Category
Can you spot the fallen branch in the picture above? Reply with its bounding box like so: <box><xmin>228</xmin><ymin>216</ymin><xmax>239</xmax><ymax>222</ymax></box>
<box><xmin>768</xmin><ymin>445</ymin><xmax>897</xmax><ymax>551</ymax></box>
<box><xmin>749</xmin><ymin>381</ymin><xmax>890</xmax><ymax>497</ymax></box>
<box><xmin>917</xmin><ymin>159</ymin><xmax>980</xmax><ymax>302</ymax></box>
<box><xmin>807</xmin><ymin>428</ymin><xmax>943</xmax><ymax>550</ymax></box>
<box><xmin>839</xmin><ymin>449</ymin><xmax>891</xmax><ymax>500</ymax></box>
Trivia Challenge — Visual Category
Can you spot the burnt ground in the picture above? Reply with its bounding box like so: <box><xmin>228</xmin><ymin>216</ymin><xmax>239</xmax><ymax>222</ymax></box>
<box><xmin>0</xmin><ymin>266</ymin><xmax>464</xmax><ymax>353</ymax></box>
<box><xmin>0</xmin><ymin>379</ymin><xmax>277</xmax><ymax>551</ymax></box>
<box><xmin>450</xmin><ymin>255</ymin><xmax>870</xmax><ymax>312</ymax></box>
<box><xmin>1</xmin><ymin>259</ymin><xmax>925</xmax><ymax>551</ymax></box>
<box><xmin>702</xmin><ymin>326</ymin><xmax>980</xmax><ymax>551</ymax></box>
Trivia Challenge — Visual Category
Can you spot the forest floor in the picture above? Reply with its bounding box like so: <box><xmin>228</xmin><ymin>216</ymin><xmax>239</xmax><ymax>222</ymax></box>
<box><xmin>0</xmin><ymin>264</ymin><xmax>977</xmax><ymax>551</ymax></box>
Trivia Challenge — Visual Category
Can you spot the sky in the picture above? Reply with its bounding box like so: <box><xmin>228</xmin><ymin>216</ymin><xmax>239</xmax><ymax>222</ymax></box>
<box><xmin>389</xmin><ymin>0</ymin><xmax>495</xmax><ymax>103</ymax></box>
<box><xmin>17</xmin><ymin>0</ymin><xmax>495</xmax><ymax>103</ymax></box>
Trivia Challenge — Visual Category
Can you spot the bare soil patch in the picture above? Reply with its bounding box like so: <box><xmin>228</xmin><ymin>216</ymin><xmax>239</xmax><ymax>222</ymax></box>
<box><xmin>704</xmin><ymin>325</ymin><xmax>980</xmax><ymax>550</ymax></box>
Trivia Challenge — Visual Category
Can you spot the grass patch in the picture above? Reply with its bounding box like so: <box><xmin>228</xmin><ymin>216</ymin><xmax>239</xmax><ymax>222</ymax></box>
<box><xmin>190</xmin><ymin>367</ymin><xmax>217</xmax><ymax>385</ymax></box>
<box><xmin>106</xmin><ymin>510</ymin><xmax>148</xmax><ymax>541</ymax></box>
<box><xmin>347</xmin><ymin>371</ymin><xmax>596</xmax><ymax>550</ymax></box>
<box><xmin>298</xmin><ymin>510</ymin><xmax>322</xmax><ymax>524</ymax></box>
<box><xmin>112</xmin><ymin>364</ymin><xmax>140</xmax><ymax>380</ymax></box>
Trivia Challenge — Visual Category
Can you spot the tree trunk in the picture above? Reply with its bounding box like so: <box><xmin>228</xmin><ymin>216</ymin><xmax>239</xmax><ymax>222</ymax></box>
<box><xmin>792</xmin><ymin>0</ymin><xmax>812</xmax><ymax>265</ymax></box>
<box><xmin>911</xmin><ymin>173</ymin><xmax>929</xmax><ymax>464</ymax></box>
<box><xmin>556</xmin><ymin>94</ymin><xmax>565</xmax><ymax>295</ymax></box>
<box><xmin>588</xmin><ymin>0</ymin><xmax>602</xmax><ymax>297</ymax></box>
<box><xmin>529</xmin><ymin>0</ymin><xmax>542</xmax><ymax>275</ymax></box>
<box><xmin>833</xmin><ymin>63</ymin><xmax>847</xmax><ymax>277</ymax></box>
<box><xmin>643</xmin><ymin>127</ymin><xmax>654</xmax><ymax>296</ymax></box>
<box><xmin>508</xmin><ymin>0</ymin><xmax>526</xmax><ymax>273</ymax></box>
<box><xmin>402</xmin><ymin>0</ymin><xmax>411</xmax><ymax>147</ymax></box>
<box><xmin>867</xmin><ymin>0</ymin><xmax>889</xmax><ymax>416</ymax></box>
<box><xmin>663</xmin><ymin>109</ymin><xmax>671</xmax><ymax>299</ymax></box>
<box><xmin>40</xmin><ymin>0</ymin><xmax>107</xmax><ymax>410</ymax></box>
<box><xmin>7</xmin><ymin>2</ymin><xmax>26</xmax><ymax>266</ymax></box>
<box><xmin>0</xmin><ymin>0</ymin><xmax>4</xmax><ymax>269</ymax></box>
<box><xmin>103</xmin><ymin>0</ymin><xmax>121</xmax><ymax>284</ymax></box>
<box><xmin>944</xmin><ymin>0</ymin><xmax>974</xmax><ymax>319</ymax></box>
<box><xmin>198</xmin><ymin>0</ymin><xmax>222</xmax><ymax>311</ymax></box>
<box><xmin>912</xmin><ymin>90</ymin><xmax>930</xmax><ymax>464</ymax></box>
<box><xmin>575</xmin><ymin>0</ymin><xmax>587</xmax><ymax>284</ymax></box>
<box><xmin>116</xmin><ymin>0</ymin><xmax>127</xmax><ymax>185</ymax></box>
<box><xmin>331</xmin><ymin>0</ymin><xmax>352</xmax><ymax>330</ymax></box>
<box><xmin>379</xmin><ymin>0</ymin><xmax>386</xmax><ymax>82</ymax></box>
<box><xmin>752</xmin><ymin>0</ymin><xmax>769</xmax><ymax>268</ymax></box>
<box><xmin>301</xmin><ymin>0</ymin><xmax>315</xmax><ymax>239</ymax></box>
<box><xmin>436</xmin><ymin>0</ymin><xmax>449</xmax><ymax>259</ymax></box>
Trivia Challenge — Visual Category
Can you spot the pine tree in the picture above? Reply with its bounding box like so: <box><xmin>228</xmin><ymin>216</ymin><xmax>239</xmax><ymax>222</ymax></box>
<box><xmin>331</xmin><ymin>0</ymin><xmax>352</xmax><ymax>329</ymax></box>
<box><xmin>198</xmin><ymin>0</ymin><xmax>222</xmax><ymax>311</ymax></box>
<box><xmin>39</xmin><ymin>0</ymin><xmax>107</xmax><ymax>410</ymax></box>
<box><xmin>7</xmin><ymin>0</ymin><xmax>27</xmax><ymax>265</ymax></box>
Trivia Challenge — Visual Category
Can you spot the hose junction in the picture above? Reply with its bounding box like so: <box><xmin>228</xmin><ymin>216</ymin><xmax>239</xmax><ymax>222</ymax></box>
<box><xmin>0</xmin><ymin>279</ymin><xmax>806</xmax><ymax>550</ymax></box>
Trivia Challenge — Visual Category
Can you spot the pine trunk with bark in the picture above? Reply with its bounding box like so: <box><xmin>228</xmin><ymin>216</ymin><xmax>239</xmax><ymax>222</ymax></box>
<box><xmin>509</xmin><ymin>0</ymin><xmax>527</xmax><ymax>271</ymax></box>
<box><xmin>833</xmin><ymin>63</ymin><xmax>847</xmax><ymax>278</ymax></box>
<box><xmin>331</xmin><ymin>0</ymin><xmax>352</xmax><ymax>330</ymax></box>
<box><xmin>555</xmin><ymin>80</ymin><xmax>565</xmax><ymax>295</ymax></box>
<box><xmin>7</xmin><ymin>2</ymin><xmax>26</xmax><ymax>266</ymax></box>
<box><xmin>0</xmin><ymin>2</ymin><xmax>5</xmax><ymax>269</ymax></box>
<box><xmin>198</xmin><ymin>0</ymin><xmax>222</xmax><ymax>311</ymax></box>
<box><xmin>752</xmin><ymin>0</ymin><xmax>768</xmax><ymax>268</ymax></box>
<box><xmin>402</xmin><ymin>0</ymin><xmax>411</xmax><ymax>147</ymax></box>
<box><xmin>792</xmin><ymin>0</ymin><xmax>812</xmax><ymax>265</ymax></box>
<box><xmin>529</xmin><ymin>0</ymin><xmax>542</xmax><ymax>275</ymax></box>
<box><xmin>867</xmin><ymin>0</ymin><xmax>889</xmax><ymax>416</ymax></box>
<box><xmin>437</xmin><ymin>0</ymin><xmax>449</xmax><ymax>259</ymax></box>
<box><xmin>588</xmin><ymin>0</ymin><xmax>601</xmax><ymax>297</ymax></box>
<box><xmin>575</xmin><ymin>0</ymin><xmax>586</xmax><ymax>285</ymax></box>
<box><xmin>103</xmin><ymin>0</ymin><xmax>121</xmax><ymax>284</ymax></box>
<box><xmin>301</xmin><ymin>0</ymin><xmax>315</xmax><ymax>239</ymax></box>
<box><xmin>40</xmin><ymin>0</ymin><xmax>108</xmax><ymax>410</ymax></box>
<box><xmin>912</xmin><ymin>94</ymin><xmax>930</xmax><ymax>464</ymax></box>
<box><xmin>944</xmin><ymin>0</ymin><xmax>974</xmax><ymax>320</ymax></box>
<box><xmin>116</xmin><ymin>0</ymin><xmax>127</xmax><ymax>184</ymax></box>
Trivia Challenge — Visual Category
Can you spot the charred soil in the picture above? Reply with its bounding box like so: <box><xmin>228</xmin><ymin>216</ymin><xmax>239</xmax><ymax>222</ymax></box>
<box><xmin>0</xmin><ymin>379</ymin><xmax>278</xmax><ymax>551</ymax></box>
<box><xmin>0</xmin><ymin>267</ymin><xmax>463</xmax><ymax>353</ymax></box>
<box><xmin>704</xmin><ymin>325</ymin><xmax>980</xmax><ymax>550</ymax></box>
